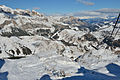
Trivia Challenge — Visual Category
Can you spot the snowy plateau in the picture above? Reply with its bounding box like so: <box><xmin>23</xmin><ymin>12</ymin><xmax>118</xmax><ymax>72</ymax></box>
<box><xmin>0</xmin><ymin>5</ymin><xmax>120</xmax><ymax>80</ymax></box>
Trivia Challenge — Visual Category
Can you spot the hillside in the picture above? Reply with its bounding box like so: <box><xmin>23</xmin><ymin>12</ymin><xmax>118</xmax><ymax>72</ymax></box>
<box><xmin>0</xmin><ymin>5</ymin><xmax>120</xmax><ymax>80</ymax></box>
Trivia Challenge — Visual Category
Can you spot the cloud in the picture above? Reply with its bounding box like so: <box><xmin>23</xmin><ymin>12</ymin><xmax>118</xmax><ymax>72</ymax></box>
<box><xmin>77</xmin><ymin>0</ymin><xmax>94</xmax><ymax>6</ymax></box>
<box><xmin>73</xmin><ymin>11</ymin><xmax>101</xmax><ymax>16</ymax></box>
<box><xmin>33</xmin><ymin>7</ymin><xmax>40</xmax><ymax>10</ymax></box>
<box><xmin>96</xmin><ymin>8</ymin><xmax>120</xmax><ymax>13</ymax></box>
<box><xmin>66</xmin><ymin>8</ymin><xmax>120</xmax><ymax>17</ymax></box>
<box><xmin>50</xmin><ymin>8</ymin><xmax>120</xmax><ymax>17</ymax></box>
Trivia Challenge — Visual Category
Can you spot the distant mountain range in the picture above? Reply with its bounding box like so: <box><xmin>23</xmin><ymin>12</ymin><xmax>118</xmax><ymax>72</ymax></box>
<box><xmin>81</xmin><ymin>16</ymin><xmax>118</xmax><ymax>24</ymax></box>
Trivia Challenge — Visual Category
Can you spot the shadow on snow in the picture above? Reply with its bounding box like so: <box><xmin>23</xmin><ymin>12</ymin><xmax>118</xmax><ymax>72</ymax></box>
<box><xmin>62</xmin><ymin>63</ymin><xmax>120</xmax><ymax>80</ymax></box>
<box><xmin>0</xmin><ymin>59</ymin><xmax>8</xmax><ymax>80</ymax></box>
<box><xmin>39</xmin><ymin>63</ymin><xmax>120</xmax><ymax>80</ymax></box>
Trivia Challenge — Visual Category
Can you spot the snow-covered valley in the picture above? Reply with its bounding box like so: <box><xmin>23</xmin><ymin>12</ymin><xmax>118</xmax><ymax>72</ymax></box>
<box><xmin>0</xmin><ymin>5</ymin><xmax>120</xmax><ymax>80</ymax></box>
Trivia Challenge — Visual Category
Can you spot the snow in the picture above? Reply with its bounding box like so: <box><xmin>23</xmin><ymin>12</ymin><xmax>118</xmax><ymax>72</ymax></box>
<box><xmin>0</xmin><ymin>5</ymin><xmax>120</xmax><ymax>80</ymax></box>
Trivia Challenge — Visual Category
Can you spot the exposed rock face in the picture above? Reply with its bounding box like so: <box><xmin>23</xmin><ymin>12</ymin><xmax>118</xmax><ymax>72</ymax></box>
<box><xmin>16</xmin><ymin>48</ymin><xmax>20</xmax><ymax>55</ymax></box>
<box><xmin>31</xmin><ymin>10</ymin><xmax>44</xmax><ymax>17</ymax></box>
<box><xmin>53</xmin><ymin>24</ymin><xmax>70</xmax><ymax>33</ymax></box>
<box><xmin>22</xmin><ymin>23</ymin><xmax>44</xmax><ymax>30</ymax></box>
<box><xmin>60</xmin><ymin>16</ymin><xmax>86</xmax><ymax>25</ymax></box>
<box><xmin>114</xmin><ymin>50</ymin><xmax>120</xmax><ymax>54</ymax></box>
<box><xmin>112</xmin><ymin>39</ymin><xmax>120</xmax><ymax>47</ymax></box>
<box><xmin>1</xmin><ymin>27</ymin><xmax>30</xmax><ymax>37</ymax></box>
<box><xmin>35</xmin><ymin>28</ymin><xmax>52</xmax><ymax>37</ymax></box>
<box><xmin>0</xmin><ymin>20</ymin><xmax>11</xmax><ymax>29</ymax></box>
<box><xmin>21</xmin><ymin>46</ymin><xmax>32</xmax><ymax>55</ymax></box>
<box><xmin>82</xmin><ymin>33</ymin><xmax>98</xmax><ymax>42</ymax></box>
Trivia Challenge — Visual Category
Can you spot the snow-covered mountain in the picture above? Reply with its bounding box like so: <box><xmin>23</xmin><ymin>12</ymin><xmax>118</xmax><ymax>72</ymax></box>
<box><xmin>0</xmin><ymin>5</ymin><xmax>120</xmax><ymax>80</ymax></box>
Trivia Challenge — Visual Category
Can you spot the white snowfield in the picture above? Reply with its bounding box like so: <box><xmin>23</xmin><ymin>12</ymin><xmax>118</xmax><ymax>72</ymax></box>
<box><xmin>0</xmin><ymin>5</ymin><xmax>120</xmax><ymax>80</ymax></box>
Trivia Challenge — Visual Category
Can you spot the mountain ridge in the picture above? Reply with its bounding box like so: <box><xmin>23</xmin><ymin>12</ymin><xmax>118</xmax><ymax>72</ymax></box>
<box><xmin>0</xmin><ymin>5</ymin><xmax>120</xmax><ymax>80</ymax></box>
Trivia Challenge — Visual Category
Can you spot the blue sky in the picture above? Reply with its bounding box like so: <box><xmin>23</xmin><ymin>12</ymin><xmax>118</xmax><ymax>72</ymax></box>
<box><xmin>0</xmin><ymin>0</ymin><xmax>120</xmax><ymax>15</ymax></box>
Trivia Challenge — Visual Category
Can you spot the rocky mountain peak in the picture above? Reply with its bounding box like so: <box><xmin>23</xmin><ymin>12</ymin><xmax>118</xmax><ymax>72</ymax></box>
<box><xmin>0</xmin><ymin>5</ymin><xmax>44</xmax><ymax>17</ymax></box>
